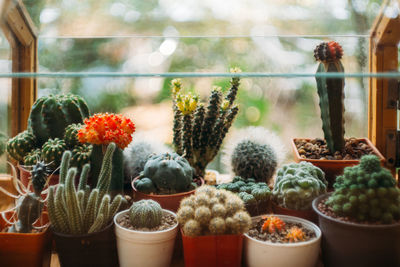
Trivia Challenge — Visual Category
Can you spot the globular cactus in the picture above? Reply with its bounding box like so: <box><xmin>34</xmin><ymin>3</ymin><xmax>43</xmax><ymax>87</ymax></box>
<box><xmin>129</xmin><ymin>199</ymin><xmax>163</xmax><ymax>228</ymax></box>
<box><xmin>273</xmin><ymin>162</ymin><xmax>327</xmax><ymax>210</ymax></box>
<box><xmin>23</xmin><ymin>148</ymin><xmax>41</xmax><ymax>166</ymax></box>
<box><xmin>326</xmin><ymin>155</ymin><xmax>400</xmax><ymax>223</ymax></box>
<box><xmin>41</xmin><ymin>138</ymin><xmax>67</xmax><ymax>170</ymax></box>
<box><xmin>64</xmin><ymin>123</ymin><xmax>83</xmax><ymax>147</ymax></box>
<box><xmin>70</xmin><ymin>144</ymin><xmax>92</xmax><ymax>169</ymax></box>
<box><xmin>177</xmin><ymin>186</ymin><xmax>251</xmax><ymax>236</ymax></box>
<box><xmin>314</xmin><ymin>41</ymin><xmax>345</xmax><ymax>152</ymax></box>
<box><xmin>28</xmin><ymin>94</ymin><xmax>89</xmax><ymax>146</ymax></box>
<box><xmin>261</xmin><ymin>215</ymin><xmax>285</xmax><ymax>234</ymax></box>
<box><xmin>7</xmin><ymin>130</ymin><xmax>36</xmax><ymax>162</ymax></box>
<box><xmin>286</xmin><ymin>226</ymin><xmax>305</xmax><ymax>242</ymax></box>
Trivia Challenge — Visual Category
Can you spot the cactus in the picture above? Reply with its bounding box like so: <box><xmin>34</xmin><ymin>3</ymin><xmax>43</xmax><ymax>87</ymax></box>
<box><xmin>23</xmin><ymin>148</ymin><xmax>41</xmax><ymax>166</ymax></box>
<box><xmin>47</xmin><ymin>143</ymin><xmax>124</xmax><ymax>235</ymax></box>
<box><xmin>314</xmin><ymin>41</ymin><xmax>345</xmax><ymax>152</ymax></box>
<box><xmin>326</xmin><ymin>155</ymin><xmax>400</xmax><ymax>223</ymax></box>
<box><xmin>7</xmin><ymin>130</ymin><xmax>37</xmax><ymax>162</ymax></box>
<box><xmin>286</xmin><ymin>226</ymin><xmax>305</xmax><ymax>242</ymax></box>
<box><xmin>177</xmin><ymin>186</ymin><xmax>251</xmax><ymax>236</ymax></box>
<box><xmin>135</xmin><ymin>152</ymin><xmax>193</xmax><ymax>194</ymax></box>
<box><xmin>273</xmin><ymin>162</ymin><xmax>327</xmax><ymax>210</ymax></box>
<box><xmin>171</xmin><ymin>69</ymin><xmax>241</xmax><ymax>177</ymax></box>
<box><xmin>41</xmin><ymin>138</ymin><xmax>67</xmax><ymax>170</ymax></box>
<box><xmin>64</xmin><ymin>123</ymin><xmax>83</xmax><ymax>147</ymax></box>
<box><xmin>129</xmin><ymin>199</ymin><xmax>163</xmax><ymax>228</ymax></box>
<box><xmin>70</xmin><ymin>144</ymin><xmax>92</xmax><ymax>169</ymax></box>
<box><xmin>261</xmin><ymin>215</ymin><xmax>285</xmax><ymax>234</ymax></box>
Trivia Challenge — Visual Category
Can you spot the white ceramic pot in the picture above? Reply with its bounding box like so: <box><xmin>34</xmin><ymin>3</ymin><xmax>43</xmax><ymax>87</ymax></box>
<box><xmin>114</xmin><ymin>209</ymin><xmax>178</xmax><ymax>267</ymax></box>
<box><xmin>244</xmin><ymin>214</ymin><xmax>321</xmax><ymax>267</ymax></box>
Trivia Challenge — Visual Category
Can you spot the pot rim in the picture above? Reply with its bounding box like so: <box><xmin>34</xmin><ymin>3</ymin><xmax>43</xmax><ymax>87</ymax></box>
<box><xmin>131</xmin><ymin>176</ymin><xmax>204</xmax><ymax>198</ymax></box>
<box><xmin>291</xmin><ymin>138</ymin><xmax>386</xmax><ymax>164</ymax></box>
<box><xmin>312</xmin><ymin>193</ymin><xmax>400</xmax><ymax>229</ymax></box>
<box><xmin>114</xmin><ymin>209</ymin><xmax>178</xmax><ymax>234</ymax></box>
<box><xmin>52</xmin><ymin>220</ymin><xmax>114</xmax><ymax>238</ymax></box>
<box><xmin>244</xmin><ymin>214</ymin><xmax>321</xmax><ymax>247</ymax></box>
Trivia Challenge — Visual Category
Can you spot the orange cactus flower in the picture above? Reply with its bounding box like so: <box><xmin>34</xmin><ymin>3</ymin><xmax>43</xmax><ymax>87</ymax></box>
<box><xmin>78</xmin><ymin>113</ymin><xmax>135</xmax><ymax>149</ymax></box>
<box><xmin>261</xmin><ymin>216</ymin><xmax>285</xmax><ymax>234</ymax></box>
<box><xmin>286</xmin><ymin>226</ymin><xmax>305</xmax><ymax>243</ymax></box>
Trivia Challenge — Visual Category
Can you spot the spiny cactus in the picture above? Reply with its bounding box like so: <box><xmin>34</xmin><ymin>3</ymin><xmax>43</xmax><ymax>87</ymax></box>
<box><xmin>286</xmin><ymin>226</ymin><xmax>305</xmax><ymax>242</ymax></box>
<box><xmin>177</xmin><ymin>186</ymin><xmax>251</xmax><ymax>237</ymax></box>
<box><xmin>41</xmin><ymin>138</ymin><xmax>67</xmax><ymax>169</ymax></box>
<box><xmin>171</xmin><ymin>69</ymin><xmax>241</xmax><ymax>177</ymax></box>
<box><xmin>326</xmin><ymin>155</ymin><xmax>400</xmax><ymax>223</ymax></box>
<box><xmin>7</xmin><ymin>130</ymin><xmax>37</xmax><ymax>162</ymax></box>
<box><xmin>273</xmin><ymin>162</ymin><xmax>327</xmax><ymax>210</ymax></box>
<box><xmin>261</xmin><ymin>215</ymin><xmax>285</xmax><ymax>234</ymax></box>
<box><xmin>23</xmin><ymin>148</ymin><xmax>41</xmax><ymax>166</ymax></box>
<box><xmin>64</xmin><ymin>123</ymin><xmax>83</xmax><ymax>147</ymax></box>
<box><xmin>47</xmin><ymin>143</ymin><xmax>124</xmax><ymax>235</ymax></box>
<box><xmin>314</xmin><ymin>41</ymin><xmax>345</xmax><ymax>152</ymax></box>
<box><xmin>129</xmin><ymin>199</ymin><xmax>163</xmax><ymax>228</ymax></box>
<box><xmin>70</xmin><ymin>144</ymin><xmax>92</xmax><ymax>169</ymax></box>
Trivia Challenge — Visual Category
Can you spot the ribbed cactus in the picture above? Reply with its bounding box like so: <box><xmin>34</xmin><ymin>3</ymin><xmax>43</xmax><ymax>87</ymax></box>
<box><xmin>7</xmin><ymin>130</ymin><xmax>37</xmax><ymax>162</ymax></box>
<box><xmin>41</xmin><ymin>138</ymin><xmax>67</xmax><ymax>169</ymax></box>
<box><xmin>177</xmin><ymin>186</ymin><xmax>251</xmax><ymax>236</ymax></box>
<box><xmin>314</xmin><ymin>41</ymin><xmax>345</xmax><ymax>152</ymax></box>
<box><xmin>23</xmin><ymin>148</ymin><xmax>41</xmax><ymax>166</ymax></box>
<box><xmin>28</xmin><ymin>94</ymin><xmax>89</xmax><ymax>146</ymax></box>
<box><xmin>273</xmin><ymin>162</ymin><xmax>327</xmax><ymax>210</ymax></box>
<box><xmin>129</xmin><ymin>200</ymin><xmax>163</xmax><ymax>228</ymax></box>
<box><xmin>326</xmin><ymin>155</ymin><xmax>400</xmax><ymax>223</ymax></box>
<box><xmin>172</xmin><ymin>68</ymin><xmax>241</xmax><ymax>177</ymax></box>
<box><xmin>70</xmin><ymin>144</ymin><xmax>92</xmax><ymax>169</ymax></box>
<box><xmin>64</xmin><ymin>123</ymin><xmax>83</xmax><ymax>147</ymax></box>
<box><xmin>47</xmin><ymin>143</ymin><xmax>124</xmax><ymax>235</ymax></box>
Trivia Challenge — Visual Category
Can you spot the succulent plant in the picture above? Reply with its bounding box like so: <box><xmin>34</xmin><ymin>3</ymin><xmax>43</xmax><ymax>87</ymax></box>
<box><xmin>261</xmin><ymin>215</ymin><xmax>285</xmax><ymax>234</ymax></box>
<box><xmin>23</xmin><ymin>148</ymin><xmax>41</xmax><ymax>166</ymax></box>
<box><xmin>314</xmin><ymin>41</ymin><xmax>345</xmax><ymax>152</ymax></box>
<box><xmin>135</xmin><ymin>152</ymin><xmax>194</xmax><ymax>194</ymax></box>
<box><xmin>70</xmin><ymin>144</ymin><xmax>92</xmax><ymax>169</ymax></box>
<box><xmin>273</xmin><ymin>162</ymin><xmax>327</xmax><ymax>210</ymax></box>
<box><xmin>286</xmin><ymin>226</ymin><xmax>305</xmax><ymax>243</ymax></box>
<box><xmin>129</xmin><ymin>199</ymin><xmax>163</xmax><ymax>228</ymax></box>
<box><xmin>41</xmin><ymin>138</ymin><xmax>67</xmax><ymax>170</ymax></box>
<box><xmin>64</xmin><ymin>123</ymin><xmax>83</xmax><ymax>147</ymax></box>
<box><xmin>7</xmin><ymin>130</ymin><xmax>37</xmax><ymax>162</ymax></box>
<box><xmin>177</xmin><ymin>186</ymin><xmax>251</xmax><ymax>237</ymax></box>
<box><xmin>326</xmin><ymin>155</ymin><xmax>400</xmax><ymax>224</ymax></box>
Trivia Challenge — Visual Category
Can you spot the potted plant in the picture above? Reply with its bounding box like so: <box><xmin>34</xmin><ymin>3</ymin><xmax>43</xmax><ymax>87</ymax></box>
<box><xmin>312</xmin><ymin>155</ymin><xmax>400</xmax><ymax>267</ymax></box>
<box><xmin>176</xmin><ymin>185</ymin><xmax>252</xmax><ymax>267</ymax></box>
<box><xmin>0</xmin><ymin>161</ymin><xmax>52</xmax><ymax>267</ymax></box>
<box><xmin>272</xmin><ymin>161</ymin><xmax>328</xmax><ymax>223</ymax></box>
<box><xmin>6</xmin><ymin>94</ymin><xmax>92</xmax><ymax>188</ymax></box>
<box><xmin>244</xmin><ymin>214</ymin><xmax>321</xmax><ymax>267</ymax></box>
<box><xmin>114</xmin><ymin>199</ymin><xmax>178</xmax><ymax>267</ymax></box>
<box><xmin>47</xmin><ymin>143</ymin><xmax>125</xmax><ymax>267</ymax></box>
<box><xmin>291</xmin><ymin>41</ymin><xmax>384</xmax><ymax>186</ymax></box>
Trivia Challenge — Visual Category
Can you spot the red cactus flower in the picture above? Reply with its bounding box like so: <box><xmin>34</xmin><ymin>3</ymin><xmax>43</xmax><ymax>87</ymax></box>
<box><xmin>261</xmin><ymin>216</ymin><xmax>285</xmax><ymax>234</ymax></box>
<box><xmin>314</xmin><ymin>41</ymin><xmax>343</xmax><ymax>62</ymax></box>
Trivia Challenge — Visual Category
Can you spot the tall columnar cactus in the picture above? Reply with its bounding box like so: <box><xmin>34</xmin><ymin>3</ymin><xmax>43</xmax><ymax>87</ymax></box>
<box><xmin>314</xmin><ymin>41</ymin><xmax>345</xmax><ymax>152</ymax></box>
<box><xmin>172</xmin><ymin>68</ymin><xmax>241</xmax><ymax>177</ymax></box>
<box><xmin>326</xmin><ymin>155</ymin><xmax>400</xmax><ymax>223</ymax></box>
<box><xmin>129</xmin><ymin>199</ymin><xmax>163</xmax><ymax>228</ymax></box>
<box><xmin>177</xmin><ymin>186</ymin><xmax>251</xmax><ymax>236</ymax></box>
<box><xmin>41</xmin><ymin>138</ymin><xmax>67</xmax><ymax>169</ymax></box>
<box><xmin>28</xmin><ymin>94</ymin><xmax>89</xmax><ymax>146</ymax></box>
<box><xmin>47</xmin><ymin>143</ymin><xmax>124</xmax><ymax>235</ymax></box>
<box><xmin>273</xmin><ymin>162</ymin><xmax>327</xmax><ymax>210</ymax></box>
<box><xmin>7</xmin><ymin>130</ymin><xmax>37</xmax><ymax>162</ymax></box>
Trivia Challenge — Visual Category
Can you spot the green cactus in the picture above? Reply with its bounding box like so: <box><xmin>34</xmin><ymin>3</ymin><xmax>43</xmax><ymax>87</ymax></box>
<box><xmin>23</xmin><ymin>148</ymin><xmax>41</xmax><ymax>166</ymax></box>
<box><xmin>177</xmin><ymin>186</ymin><xmax>251</xmax><ymax>236</ymax></box>
<box><xmin>47</xmin><ymin>143</ymin><xmax>124</xmax><ymax>235</ymax></box>
<box><xmin>7</xmin><ymin>130</ymin><xmax>36</xmax><ymax>162</ymax></box>
<box><xmin>41</xmin><ymin>138</ymin><xmax>67</xmax><ymax>170</ymax></box>
<box><xmin>314</xmin><ymin>41</ymin><xmax>345</xmax><ymax>152</ymax></box>
<box><xmin>70</xmin><ymin>144</ymin><xmax>92</xmax><ymax>169</ymax></box>
<box><xmin>273</xmin><ymin>162</ymin><xmax>327</xmax><ymax>210</ymax></box>
<box><xmin>326</xmin><ymin>155</ymin><xmax>400</xmax><ymax>223</ymax></box>
<box><xmin>129</xmin><ymin>199</ymin><xmax>163</xmax><ymax>228</ymax></box>
<box><xmin>64</xmin><ymin>123</ymin><xmax>83</xmax><ymax>147</ymax></box>
<box><xmin>28</xmin><ymin>94</ymin><xmax>89</xmax><ymax>147</ymax></box>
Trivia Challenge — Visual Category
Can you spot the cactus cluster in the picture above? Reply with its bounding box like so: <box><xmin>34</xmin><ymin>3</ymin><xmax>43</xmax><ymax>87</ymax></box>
<box><xmin>129</xmin><ymin>199</ymin><xmax>163</xmax><ymax>228</ymax></box>
<box><xmin>314</xmin><ymin>41</ymin><xmax>345</xmax><ymax>152</ymax></box>
<box><xmin>217</xmin><ymin>176</ymin><xmax>271</xmax><ymax>206</ymax></box>
<box><xmin>171</xmin><ymin>68</ymin><xmax>240</xmax><ymax>177</ymax></box>
<box><xmin>134</xmin><ymin>152</ymin><xmax>194</xmax><ymax>194</ymax></box>
<box><xmin>273</xmin><ymin>162</ymin><xmax>327</xmax><ymax>210</ymax></box>
<box><xmin>260</xmin><ymin>215</ymin><xmax>306</xmax><ymax>243</ymax></box>
<box><xmin>177</xmin><ymin>185</ymin><xmax>251</xmax><ymax>237</ymax></box>
<box><xmin>326</xmin><ymin>155</ymin><xmax>400</xmax><ymax>224</ymax></box>
<box><xmin>47</xmin><ymin>143</ymin><xmax>124</xmax><ymax>235</ymax></box>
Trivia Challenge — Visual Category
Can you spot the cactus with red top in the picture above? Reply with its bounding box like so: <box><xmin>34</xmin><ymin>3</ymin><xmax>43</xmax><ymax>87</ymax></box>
<box><xmin>261</xmin><ymin>215</ymin><xmax>285</xmax><ymax>234</ymax></box>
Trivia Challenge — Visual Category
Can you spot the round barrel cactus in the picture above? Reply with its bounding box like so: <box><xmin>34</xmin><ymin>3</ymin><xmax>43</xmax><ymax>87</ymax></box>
<box><xmin>129</xmin><ymin>199</ymin><xmax>163</xmax><ymax>228</ymax></box>
<box><xmin>28</xmin><ymin>94</ymin><xmax>89</xmax><ymax>146</ymax></box>
<box><xmin>70</xmin><ymin>144</ymin><xmax>92</xmax><ymax>169</ymax></box>
<box><xmin>64</xmin><ymin>123</ymin><xmax>83</xmax><ymax>147</ymax></box>
<box><xmin>7</xmin><ymin>130</ymin><xmax>37</xmax><ymax>162</ymax></box>
<box><xmin>41</xmin><ymin>138</ymin><xmax>67</xmax><ymax>169</ymax></box>
<box><xmin>23</xmin><ymin>148</ymin><xmax>41</xmax><ymax>166</ymax></box>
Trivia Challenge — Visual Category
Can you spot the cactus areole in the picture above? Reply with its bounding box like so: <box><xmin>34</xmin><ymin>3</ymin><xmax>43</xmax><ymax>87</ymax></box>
<box><xmin>314</xmin><ymin>41</ymin><xmax>345</xmax><ymax>153</ymax></box>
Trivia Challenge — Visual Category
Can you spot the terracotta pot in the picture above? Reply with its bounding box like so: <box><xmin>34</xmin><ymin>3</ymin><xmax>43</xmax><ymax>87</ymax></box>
<box><xmin>18</xmin><ymin>164</ymin><xmax>59</xmax><ymax>190</ymax></box>
<box><xmin>272</xmin><ymin>202</ymin><xmax>318</xmax><ymax>224</ymax></box>
<box><xmin>312</xmin><ymin>194</ymin><xmax>400</xmax><ymax>267</ymax></box>
<box><xmin>0</xmin><ymin>211</ymin><xmax>52</xmax><ymax>267</ymax></box>
<box><xmin>53</xmin><ymin>222</ymin><xmax>119</xmax><ymax>267</ymax></box>
<box><xmin>291</xmin><ymin>138</ymin><xmax>385</xmax><ymax>187</ymax></box>
<box><xmin>132</xmin><ymin>177</ymin><xmax>205</xmax><ymax>212</ymax></box>
<box><xmin>181</xmin><ymin>230</ymin><xmax>243</xmax><ymax>267</ymax></box>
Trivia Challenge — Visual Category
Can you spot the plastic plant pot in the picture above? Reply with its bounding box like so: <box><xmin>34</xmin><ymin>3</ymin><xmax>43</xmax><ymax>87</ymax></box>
<box><xmin>52</xmin><ymin>222</ymin><xmax>119</xmax><ymax>267</ymax></box>
<box><xmin>0</xmin><ymin>211</ymin><xmax>51</xmax><ymax>267</ymax></box>
<box><xmin>182</xmin><ymin>230</ymin><xmax>243</xmax><ymax>267</ymax></box>
<box><xmin>272</xmin><ymin>202</ymin><xmax>318</xmax><ymax>224</ymax></box>
<box><xmin>244</xmin><ymin>214</ymin><xmax>321</xmax><ymax>267</ymax></box>
<box><xmin>114</xmin><ymin>209</ymin><xmax>178</xmax><ymax>267</ymax></box>
<box><xmin>312</xmin><ymin>194</ymin><xmax>400</xmax><ymax>267</ymax></box>
<box><xmin>132</xmin><ymin>177</ymin><xmax>204</xmax><ymax>212</ymax></box>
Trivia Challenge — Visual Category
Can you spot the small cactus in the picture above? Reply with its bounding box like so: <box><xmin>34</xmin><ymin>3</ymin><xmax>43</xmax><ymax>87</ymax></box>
<box><xmin>286</xmin><ymin>226</ymin><xmax>305</xmax><ymax>243</ymax></box>
<box><xmin>129</xmin><ymin>199</ymin><xmax>163</xmax><ymax>228</ymax></box>
<box><xmin>70</xmin><ymin>144</ymin><xmax>92</xmax><ymax>169</ymax></box>
<box><xmin>7</xmin><ymin>130</ymin><xmax>36</xmax><ymax>163</ymax></box>
<box><xmin>64</xmin><ymin>123</ymin><xmax>83</xmax><ymax>147</ymax></box>
<box><xmin>261</xmin><ymin>215</ymin><xmax>285</xmax><ymax>234</ymax></box>
<box><xmin>23</xmin><ymin>148</ymin><xmax>42</xmax><ymax>166</ymax></box>
<box><xmin>41</xmin><ymin>138</ymin><xmax>67</xmax><ymax>170</ymax></box>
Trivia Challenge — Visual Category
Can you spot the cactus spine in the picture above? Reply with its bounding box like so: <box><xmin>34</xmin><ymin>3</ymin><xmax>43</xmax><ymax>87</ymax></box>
<box><xmin>41</xmin><ymin>138</ymin><xmax>67</xmax><ymax>169</ymax></box>
<box><xmin>314</xmin><ymin>41</ymin><xmax>345</xmax><ymax>152</ymax></box>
